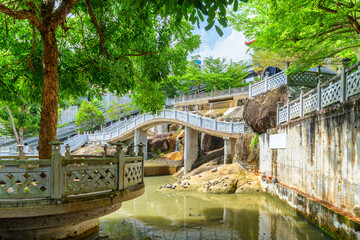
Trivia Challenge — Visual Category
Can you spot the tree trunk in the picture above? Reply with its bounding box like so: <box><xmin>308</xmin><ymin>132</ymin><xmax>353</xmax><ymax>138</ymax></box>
<box><xmin>38</xmin><ymin>29</ymin><xmax>59</xmax><ymax>159</ymax></box>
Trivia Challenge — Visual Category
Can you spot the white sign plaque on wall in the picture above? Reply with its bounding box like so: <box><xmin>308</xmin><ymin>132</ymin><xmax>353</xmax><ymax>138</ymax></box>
<box><xmin>269</xmin><ymin>133</ymin><xmax>287</xmax><ymax>149</ymax></box>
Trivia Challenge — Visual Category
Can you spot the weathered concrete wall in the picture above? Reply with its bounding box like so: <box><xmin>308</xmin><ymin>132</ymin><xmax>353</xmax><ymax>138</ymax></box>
<box><xmin>260</xmin><ymin>178</ymin><xmax>360</xmax><ymax>240</ymax></box>
<box><xmin>259</xmin><ymin>96</ymin><xmax>360</xmax><ymax>218</ymax></box>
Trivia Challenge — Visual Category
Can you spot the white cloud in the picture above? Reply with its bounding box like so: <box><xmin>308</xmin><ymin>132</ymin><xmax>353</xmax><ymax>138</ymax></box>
<box><xmin>194</xmin><ymin>30</ymin><xmax>251</xmax><ymax>63</ymax></box>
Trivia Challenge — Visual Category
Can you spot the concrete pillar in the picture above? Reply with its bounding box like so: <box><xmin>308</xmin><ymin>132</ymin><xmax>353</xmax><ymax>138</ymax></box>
<box><xmin>223</xmin><ymin>137</ymin><xmax>235</xmax><ymax>164</ymax></box>
<box><xmin>134</xmin><ymin>129</ymin><xmax>147</xmax><ymax>161</ymax></box>
<box><xmin>184</xmin><ymin>126</ymin><xmax>198</xmax><ymax>173</ymax></box>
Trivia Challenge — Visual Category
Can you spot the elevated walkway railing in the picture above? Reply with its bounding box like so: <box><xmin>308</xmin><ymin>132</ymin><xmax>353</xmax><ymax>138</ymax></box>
<box><xmin>174</xmin><ymin>86</ymin><xmax>249</xmax><ymax>103</ymax></box>
<box><xmin>277</xmin><ymin>58</ymin><xmax>360</xmax><ymax>124</ymax></box>
<box><xmin>0</xmin><ymin>141</ymin><xmax>144</xmax><ymax>201</ymax></box>
<box><xmin>249</xmin><ymin>69</ymin><xmax>336</xmax><ymax>99</ymax></box>
<box><xmin>87</xmin><ymin>109</ymin><xmax>252</xmax><ymax>142</ymax></box>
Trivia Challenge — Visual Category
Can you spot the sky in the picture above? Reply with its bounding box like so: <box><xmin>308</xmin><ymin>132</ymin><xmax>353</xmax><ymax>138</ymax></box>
<box><xmin>192</xmin><ymin>22</ymin><xmax>252</xmax><ymax>63</ymax></box>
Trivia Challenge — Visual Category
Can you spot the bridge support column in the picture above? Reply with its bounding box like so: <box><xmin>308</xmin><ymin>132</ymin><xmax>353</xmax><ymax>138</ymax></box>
<box><xmin>184</xmin><ymin>126</ymin><xmax>198</xmax><ymax>173</ymax></box>
<box><xmin>134</xmin><ymin>129</ymin><xmax>147</xmax><ymax>161</ymax></box>
<box><xmin>223</xmin><ymin>137</ymin><xmax>235</xmax><ymax>164</ymax></box>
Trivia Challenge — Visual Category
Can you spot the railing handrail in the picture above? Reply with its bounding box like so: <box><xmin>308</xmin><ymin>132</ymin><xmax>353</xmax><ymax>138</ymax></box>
<box><xmin>174</xmin><ymin>85</ymin><xmax>249</xmax><ymax>103</ymax></box>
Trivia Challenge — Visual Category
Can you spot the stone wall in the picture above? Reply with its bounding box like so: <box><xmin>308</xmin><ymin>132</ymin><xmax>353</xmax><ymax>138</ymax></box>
<box><xmin>259</xmin><ymin>96</ymin><xmax>360</xmax><ymax>217</ymax></box>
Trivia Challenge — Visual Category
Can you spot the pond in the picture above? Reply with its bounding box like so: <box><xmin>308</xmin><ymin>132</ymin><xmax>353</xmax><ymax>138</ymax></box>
<box><xmin>98</xmin><ymin>176</ymin><xmax>332</xmax><ymax>240</ymax></box>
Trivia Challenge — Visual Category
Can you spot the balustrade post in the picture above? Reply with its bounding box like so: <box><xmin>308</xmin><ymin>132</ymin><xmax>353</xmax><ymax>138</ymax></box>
<box><xmin>114</xmin><ymin>141</ymin><xmax>125</xmax><ymax>190</ymax></box>
<box><xmin>214</xmin><ymin>115</ymin><xmax>218</xmax><ymax>130</ymax></box>
<box><xmin>137</xmin><ymin>142</ymin><xmax>145</xmax><ymax>183</ymax></box>
<box><xmin>249</xmin><ymin>82</ymin><xmax>252</xmax><ymax>99</ymax></box>
<box><xmin>17</xmin><ymin>145</ymin><xmax>25</xmax><ymax>160</ymax></box>
<box><xmin>228</xmin><ymin>86</ymin><xmax>231</xmax><ymax>95</ymax></box>
<box><xmin>276</xmin><ymin>102</ymin><xmax>281</xmax><ymax>125</ymax></box>
<box><xmin>300</xmin><ymin>87</ymin><xmax>305</xmax><ymax>117</ymax></box>
<box><xmin>65</xmin><ymin>144</ymin><xmax>71</xmax><ymax>160</ymax></box>
<box><xmin>200</xmin><ymin>113</ymin><xmax>203</xmax><ymax>127</ymax></box>
<box><xmin>211</xmin><ymin>89</ymin><xmax>213</xmax><ymax>97</ymax></box>
<box><xmin>340</xmin><ymin>57</ymin><xmax>351</xmax><ymax>102</ymax></box>
<box><xmin>195</xmin><ymin>92</ymin><xmax>197</xmax><ymax>99</ymax></box>
<box><xmin>317</xmin><ymin>76</ymin><xmax>323</xmax><ymax>111</ymax></box>
<box><xmin>265</xmin><ymin>72</ymin><xmax>269</xmax><ymax>91</ymax></box>
<box><xmin>50</xmin><ymin>140</ymin><xmax>64</xmax><ymax>199</ymax></box>
<box><xmin>287</xmin><ymin>94</ymin><xmax>291</xmax><ymax>122</ymax></box>
<box><xmin>174</xmin><ymin>107</ymin><xmax>177</xmax><ymax>119</ymax></box>
<box><xmin>163</xmin><ymin>106</ymin><xmax>166</xmax><ymax>118</ymax></box>
<box><xmin>103</xmin><ymin>144</ymin><xmax>108</xmax><ymax>158</ymax></box>
<box><xmin>186</xmin><ymin>109</ymin><xmax>189</xmax><ymax>122</ymax></box>
<box><xmin>230</xmin><ymin>118</ymin><xmax>234</xmax><ymax>133</ymax></box>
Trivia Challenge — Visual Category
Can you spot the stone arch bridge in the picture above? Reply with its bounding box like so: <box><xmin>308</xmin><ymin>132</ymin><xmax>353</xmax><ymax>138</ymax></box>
<box><xmin>84</xmin><ymin>109</ymin><xmax>252</xmax><ymax>173</ymax></box>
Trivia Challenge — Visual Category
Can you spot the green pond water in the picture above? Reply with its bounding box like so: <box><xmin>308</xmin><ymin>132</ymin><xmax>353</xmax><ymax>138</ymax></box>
<box><xmin>98</xmin><ymin>176</ymin><xmax>332</xmax><ymax>240</ymax></box>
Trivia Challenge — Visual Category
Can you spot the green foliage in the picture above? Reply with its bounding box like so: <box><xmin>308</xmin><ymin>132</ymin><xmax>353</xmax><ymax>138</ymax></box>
<box><xmin>166</xmin><ymin>56</ymin><xmax>249</xmax><ymax>95</ymax></box>
<box><xmin>106</xmin><ymin>101</ymin><xmax>135</xmax><ymax>121</ymax></box>
<box><xmin>0</xmin><ymin>102</ymin><xmax>40</xmax><ymax>139</ymax></box>
<box><xmin>229</xmin><ymin>0</ymin><xmax>360</xmax><ymax>71</ymax></box>
<box><xmin>57</xmin><ymin>122</ymin><xmax>70</xmax><ymax>129</ymax></box>
<box><xmin>75</xmin><ymin>101</ymin><xmax>105</xmax><ymax>133</ymax></box>
<box><xmin>250</xmin><ymin>133</ymin><xmax>259</xmax><ymax>152</ymax></box>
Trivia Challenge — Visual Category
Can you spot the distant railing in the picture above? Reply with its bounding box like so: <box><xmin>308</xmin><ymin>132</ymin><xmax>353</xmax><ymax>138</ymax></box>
<box><xmin>0</xmin><ymin>141</ymin><xmax>144</xmax><ymax>200</ymax></box>
<box><xmin>174</xmin><ymin>86</ymin><xmax>249</xmax><ymax>103</ymax></box>
<box><xmin>249</xmin><ymin>70</ymin><xmax>336</xmax><ymax>98</ymax></box>
<box><xmin>87</xmin><ymin>109</ymin><xmax>252</xmax><ymax>142</ymax></box>
<box><xmin>277</xmin><ymin>58</ymin><xmax>360</xmax><ymax>124</ymax></box>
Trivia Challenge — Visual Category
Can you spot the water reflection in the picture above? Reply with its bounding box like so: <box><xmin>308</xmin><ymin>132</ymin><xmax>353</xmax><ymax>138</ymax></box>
<box><xmin>99</xmin><ymin>176</ymin><xmax>331</xmax><ymax>240</ymax></box>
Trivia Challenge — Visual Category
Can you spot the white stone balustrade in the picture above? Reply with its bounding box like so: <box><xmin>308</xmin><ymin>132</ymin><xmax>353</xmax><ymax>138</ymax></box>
<box><xmin>86</xmin><ymin>109</ymin><xmax>252</xmax><ymax>143</ymax></box>
<box><xmin>174</xmin><ymin>86</ymin><xmax>249</xmax><ymax>103</ymax></box>
<box><xmin>277</xmin><ymin>58</ymin><xmax>360</xmax><ymax>125</ymax></box>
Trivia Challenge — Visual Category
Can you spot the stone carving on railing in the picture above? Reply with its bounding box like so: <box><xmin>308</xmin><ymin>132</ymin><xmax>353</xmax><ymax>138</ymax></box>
<box><xmin>0</xmin><ymin>139</ymin><xmax>144</xmax><ymax>200</ymax></box>
<box><xmin>277</xmin><ymin>58</ymin><xmax>360</xmax><ymax>125</ymax></box>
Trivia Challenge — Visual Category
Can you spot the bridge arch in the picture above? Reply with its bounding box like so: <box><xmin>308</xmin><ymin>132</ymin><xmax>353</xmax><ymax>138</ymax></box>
<box><xmin>87</xmin><ymin>109</ymin><xmax>251</xmax><ymax>173</ymax></box>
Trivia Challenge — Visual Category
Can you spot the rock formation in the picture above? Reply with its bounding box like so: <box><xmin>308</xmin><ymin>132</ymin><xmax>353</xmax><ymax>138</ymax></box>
<box><xmin>244</xmin><ymin>85</ymin><xmax>288</xmax><ymax>133</ymax></box>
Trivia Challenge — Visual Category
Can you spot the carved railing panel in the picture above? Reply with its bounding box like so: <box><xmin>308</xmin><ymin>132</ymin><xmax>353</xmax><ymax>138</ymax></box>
<box><xmin>124</xmin><ymin>160</ymin><xmax>142</xmax><ymax>188</ymax></box>
<box><xmin>0</xmin><ymin>166</ymin><xmax>50</xmax><ymax>199</ymax></box>
<box><xmin>268</xmin><ymin>72</ymin><xmax>287</xmax><ymax>89</ymax></box>
<box><xmin>64</xmin><ymin>164</ymin><xmax>117</xmax><ymax>195</ymax></box>
<box><xmin>303</xmin><ymin>93</ymin><xmax>317</xmax><ymax>114</ymax></box>
<box><xmin>278</xmin><ymin>107</ymin><xmax>288</xmax><ymax>124</ymax></box>
<box><xmin>347</xmin><ymin>69</ymin><xmax>360</xmax><ymax>97</ymax></box>
<box><xmin>290</xmin><ymin>102</ymin><xmax>301</xmax><ymax>119</ymax></box>
<box><xmin>321</xmin><ymin>81</ymin><xmax>341</xmax><ymax>107</ymax></box>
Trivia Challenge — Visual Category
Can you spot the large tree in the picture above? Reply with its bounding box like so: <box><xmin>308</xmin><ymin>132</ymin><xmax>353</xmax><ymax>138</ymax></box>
<box><xmin>230</xmin><ymin>0</ymin><xmax>360</xmax><ymax>71</ymax></box>
<box><xmin>0</xmin><ymin>0</ymin><xmax>242</xmax><ymax>158</ymax></box>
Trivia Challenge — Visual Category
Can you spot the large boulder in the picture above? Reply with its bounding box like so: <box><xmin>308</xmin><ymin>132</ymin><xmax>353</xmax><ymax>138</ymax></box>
<box><xmin>233</xmin><ymin>132</ymin><xmax>259</xmax><ymax>168</ymax></box>
<box><xmin>200</xmin><ymin>133</ymin><xmax>224</xmax><ymax>153</ymax></box>
<box><xmin>148</xmin><ymin>133</ymin><xmax>176</xmax><ymax>153</ymax></box>
<box><xmin>244</xmin><ymin>85</ymin><xmax>288</xmax><ymax>133</ymax></box>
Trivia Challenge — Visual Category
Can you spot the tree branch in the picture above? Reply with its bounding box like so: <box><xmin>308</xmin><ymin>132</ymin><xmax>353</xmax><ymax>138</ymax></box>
<box><xmin>85</xmin><ymin>0</ymin><xmax>110</xmax><ymax>58</ymax></box>
<box><xmin>0</xmin><ymin>3</ymin><xmax>40</xmax><ymax>28</ymax></box>
<box><xmin>53</xmin><ymin>0</ymin><xmax>81</xmax><ymax>27</ymax></box>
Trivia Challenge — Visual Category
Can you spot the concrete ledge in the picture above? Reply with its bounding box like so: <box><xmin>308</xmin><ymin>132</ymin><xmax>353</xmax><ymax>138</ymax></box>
<box><xmin>144</xmin><ymin>166</ymin><xmax>178</xmax><ymax>176</ymax></box>
<box><xmin>260</xmin><ymin>178</ymin><xmax>360</xmax><ymax>240</ymax></box>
